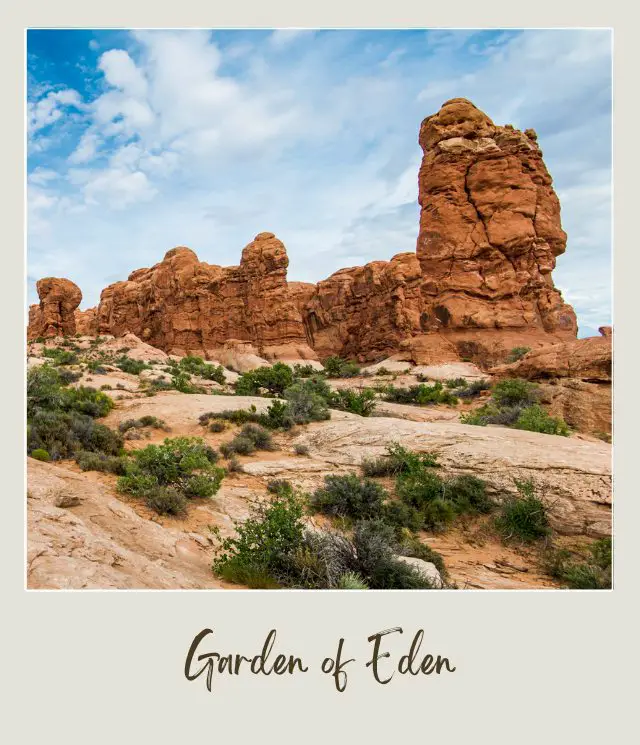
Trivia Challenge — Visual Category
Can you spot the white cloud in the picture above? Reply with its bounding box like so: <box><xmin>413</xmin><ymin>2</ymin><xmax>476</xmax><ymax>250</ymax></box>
<box><xmin>84</xmin><ymin>168</ymin><xmax>157</xmax><ymax>209</ymax></box>
<box><xmin>28</xmin><ymin>168</ymin><xmax>59</xmax><ymax>185</ymax></box>
<box><xmin>269</xmin><ymin>29</ymin><xmax>314</xmax><ymax>49</ymax></box>
<box><xmin>68</xmin><ymin>130</ymin><xmax>101</xmax><ymax>164</ymax></box>
<box><xmin>27</xmin><ymin>88</ymin><xmax>84</xmax><ymax>134</ymax></box>
<box><xmin>88</xmin><ymin>39</ymin><xmax>100</xmax><ymax>51</ymax></box>
<box><xmin>27</xmin><ymin>29</ymin><xmax>611</xmax><ymax>334</ymax></box>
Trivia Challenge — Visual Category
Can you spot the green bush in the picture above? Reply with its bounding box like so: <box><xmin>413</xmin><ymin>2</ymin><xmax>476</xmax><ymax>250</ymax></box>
<box><xmin>545</xmin><ymin>538</ymin><xmax>612</xmax><ymax>589</ymax></box>
<box><xmin>209</xmin><ymin>420</ymin><xmax>226</xmax><ymax>433</ymax></box>
<box><xmin>361</xmin><ymin>443</ymin><xmax>438</xmax><ymax>477</ymax></box>
<box><xmin>330</xmin><ymin>388</ymin><xmax>377</xmax><ymax>416</ymax></box>
<box><xmin>381</xmin><ymin>500</ymin><xmax>423</xmax><ymax>533</ymax></box>
<box><xmin>492</xmin><ymin>378</ymin><xmax>539</xmax><ymax>408</ymax></box>
<box><xmin>144</xmin><ymin>486</ymin><xmax>187</xmax><ymax>516</ymax></box>
<box><xmin>220</xmin><ymin>435</ymin><xmax>255</xmax><ymax>457</ymax></box>
<box><xmin>507</xmin><ymin>346</ymin><xmax>531</xmax><ymax>363</ymax></box>
<box><xmin>117</xmin><ymin>437</ymin><xmax>224</xmax><ymax>513</ymax></box>
<box><xmin>75</xmin><ymin>451</ymin><xmax>130</xmax><ymax>475</ymax></box>
<box><xmin>323</xmin><ymin>356</ymin><xmax>361</xmax><ymax>378</ymax></box>
<box><xmin>294</xmin><ymin>443</ymin><xmax>310</xmax><ymax>456</ymax></box>
<box><xmin>178</xmin><ymin>355</ymin><xmax>226</xmax><ymax>384</ymax></box>
<box><xmin>444</xmin><ymin>474</ymin><xmax>495</xmax><ymax>514</ymax></box>
<box><xmin>337</xmin><ymin>572</ymin><xmax>369</xmax><ymax>589</ymax></box>
<box><xmin>400</xmin><ymin>534</ymin><xmax>447</xmax><ymax>578</ymax></box>
<box><xmin>28</xmin><ymin>409</ymin><xmax>123</xmax><ymax>461</ymax></box>
<box><xmin>115</xmin><ymin>356</ymin><xmax>148</xmax><ymax>375</ymax></box>
<box><xmin>31</xmin><ymin>448</ymin><xmax>51</xmax><ymax>462</ymax></box>
<box><xmin>446</xmin><ymin>378</ymin><xmax>467</xmax><ymax>389</ymax></box>
<box><xmin>42</xmin><ymin>348</ymin><xmax>79</xmax><ymax>366</ymax></box>
<box><xmin>421</xmin><ymin>498</ymin><xmax>457</xmax><ymax>531</ymax></box>
<box><xmin>292</xmin><ymin>363</ymin><xmax>319</xmax><ymax>378</ymax></box>
<box><xmin>213</xmin><ymin>489</ymin><xmax>306</xmax><ymax>588</ymax></box>
<box><xmin>235</xmin><ymin>362</ymin><xmax>294</xmax><ymax>397</ymax></box>
<box><xmin>495</xmin><ymin>480</ymin><xmax>550</xmax><ymax>542</ymax></box>
<box><xmin>311</xmin><ymin>474</ymin><xmax>388</xmax><ymax>520</ymax></box>
<box><xmin>284</xmin><ymin>379</ymin><xmax>331</xmax><ymax>423</ymax></box>
<box><xmin>352</xmin><ymin>520</ymin><xmax>436</xmax><ymax>589</ymax></box>
<box><xmin>383</xmin><ymin>382</ymin><xmax>458</xmax><ymax>406</ymax></box>
<box><xmin>513</xmin><ymin>405</ymin><xmax>570</xmax><ymax>436</ymax></box>
<box><xmin>261</xmin><ymin>399</ymin><xmax>295</xmax><ymax>430</ymax></box>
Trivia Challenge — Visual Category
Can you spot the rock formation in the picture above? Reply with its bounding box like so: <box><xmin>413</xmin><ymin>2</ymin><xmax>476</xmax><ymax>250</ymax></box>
<box><xmin>491</xmin><ymin>328</ymin><xmax>612</xmax><ymax>435</ymax></box>
<box><xmin>28</xmin><ymin>278</ymin><xmax>82</xmax><ymax>338</ymax></box>
<box><xmin>27</xmin><ymin>99</ymin><xmax>581</xmax><ymax>368</ymax></box>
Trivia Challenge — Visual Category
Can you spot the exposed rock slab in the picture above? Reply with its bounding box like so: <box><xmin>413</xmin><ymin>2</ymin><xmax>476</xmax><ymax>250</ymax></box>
<box><xmin>294</xmin><ymin>417</ymin><xmax>611</xmax><ymax>538</ymax></box>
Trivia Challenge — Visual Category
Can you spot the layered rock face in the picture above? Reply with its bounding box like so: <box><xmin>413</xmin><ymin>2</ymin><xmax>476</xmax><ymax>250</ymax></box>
<box><xmin>28</xmin><ymin>278</ymin><xmax>82</xmax><ymax>338</ymax></box>
<box><xmin>85</xmin><ymin>233</ymin><xmax>315</xmax><ymax>360</ymax></box>
<box><xmin>27</xmin><ymin>99</ymin><xmax>581</xmax><ymax>367</ymax></box>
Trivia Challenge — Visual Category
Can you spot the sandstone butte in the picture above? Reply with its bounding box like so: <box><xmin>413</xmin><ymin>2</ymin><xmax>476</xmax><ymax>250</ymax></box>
<box><xmin>28</xmin><ymin>98</ymin><xmax>584</xmax><ymax>369</ymax></box>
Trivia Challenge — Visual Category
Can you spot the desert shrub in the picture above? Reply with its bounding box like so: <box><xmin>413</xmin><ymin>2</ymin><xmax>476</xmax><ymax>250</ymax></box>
<box><xmin>395</xmin><ymin>467</ymin><xmax>444</xmax><ymax>509</ymax></box>
<box><xmin>28</xmin><ymin>409</ymin><xmax>123</xmax><ymax>461</ymax></box>
<box><xmin>27</xmin><ymin>365</ymin><xmax>66</xmax><ymax>417</ymax></box>
<box><xmin>58</xmin><ymin>369</ymin><xmax>82</xmax><ymax>385</ymax></box>
<box><xmin>294</xmin><ymin>443</ymin><xmax>310</xmax><ymax>456</ymax></box>
<box><xmin>545</xmin><ymin>537</ymin><xmax>612</xmax><ymax>589</ymax></box>
<box><xmin>456</xmin><ymin>379</ymin><xmax>491</xmax><ymax>399</ymax></box>
<box><xmin>267</xmin><ymin>478</ymin><xmax>293</xmax><ymax>495</ymax></box>
<box><xmin>201</xmin><ymin>407</ymin><xmax>260</xmax><ymax>426</ymax></box>
<box><xmin>226</xmin><ymin>455</ymin><xmax>243</xmax><ymax>473</ymax></box>
<box><xmin>293</xmin><ymin>363</ymin><xmax>319</xmax><ymax>378</ymax></box>
<box><xmin>444</xmin><ymin>474</ymin><xmax>495</xmax><ymax>514</ymax></box>
<box><xmin>209</xmin><ymin>420</ymin><xmax>226</xmax><ymax>433</ymax></box>
<box><xmin>179</xmin><ymin>355</ymin><xmax>226</xmax><ymax>384</ymax></box>
<box><xmin>375</xmin><ymin>367</ymin><xmax>391</xmax><ymax>377</ymax></box>
<box><xmin>212</xmin><ymin>489</ymin><xmax>307</xmax><ymax>588</ymax></box>
<box><xmin>421</xmin><ymin>498</ymin><xmax>457</xmax><ymax>531</ymax></box>
<box><xmin>492</xmin><ymin>378</ymin><xmax>539</xmax><ymax>408</ymax></box>
<box><xmin>284</xmin><ymin>380</ymin><xmax>331</xmax><ymax>423</ymax></box>
<box><xmin>261</xmin><ymin>399</ymin><xmax>296</xmax><ymax>430</ymax></box>
<box><xmin>235</xmin><ymin>362</ymin><xmax>294</xmax><ymax>397</ymax></box>
<box><xmin>507</xmin><ymin>346</ymin><xmax>531</xmax><ymax>363</ymax></box>
<box><xmin>171</xmin><ymin>371</ymin><xmax>204</xmax><ymax>394</ymax></box>
<box><xmin>239</xmin><ymin>424</ymin><xmax>274</xmax><ymax>450</ymax></box>
<box><xmin>31</xmin><ymin>448</ymin><xmax>51</xmax><ymax>462</ymax></box>
<box><xmin>115</xmin><ymin>356</ymin><xmax>148</xmax><ymax>375</ymax></box>
<box><xmin>383</xmin><ymin>382</ymin><xmax>458</xmax><ymax>406</ymax></box>
<box><xmin>495</xmin><ymin>480</ymin><xmax>550</xmax><ymax>542</ymax></box>
<box><xmin>362</xmin><ymin>443</ymin><xmax>438</xmax><ymax>477</ymax></box>
<box><xmin>117</xmin><ymin>437</ymin><xmax>224</xmax><ymax>512</ymax></box>
<box><xmin>595</xmin><ymin>431</ymin><xmax>612</xmax><ymax>444</ymax></box>
<box><xmin>513</xmin><ymin>405</ymin><xmax>570</xmax><ymax>436</ymax></box>
<box><xmin>337</xmin><ymin>572</ymin><xmax>369</xmax><ymax>589</ymax></box>
<box><xmin>381</xmin><ymin>500</ymin><xmax>423</xmax><ymax>533</ymax></box>
<box><xmin>446</xmin><ymin>378</ymin><xmax>467</xmax><ymax>389</ymax></box>
<box><xmin>75</xmin><ymin>451</ymin><xmax>130</xmax><ymax>475</ymax></box>
<box><xmin>311</xmin><ymin>474</ymin><xmax>387</xmax><ymax>520</ymax></box>
<box><xmin>144</xmin><ymin>486</ymin><xmax>187</xmax><ymax>516</ymax></box>
<box><xmin>86</xmin><ymin>359</ymin><xmax>108</xmax><ymax>374</ymax></box>
<box><xmin>220</xmin><ymin>435</ymin><xmax>255</xmax><ymax>456</ymax></box>
<box><xmin>323</xmin><ymin>356</ymin><xmax>361</xmax><ymax>378</ymax></box>
<box><xmin>330</xmin><ymin>388</ymin><xmax>377</xmax><ymax>416</ymax></box>
<box><xmin>42</xmin><ymin>348</ymin><xmax>79</xmax><ymax>366</ymax></box>
<box><xmin>352</xmin><ymin>520</ymin><xmax>435</xmax><ymax>589</ymax></box>
<box><xmin>61</xmin><ymin>386</ymin><xmax>114</xmax><ymax>417</ymax></box>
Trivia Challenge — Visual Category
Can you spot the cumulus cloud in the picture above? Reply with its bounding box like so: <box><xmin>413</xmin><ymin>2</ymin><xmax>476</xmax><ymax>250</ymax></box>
<box><xmin>27</xmin><ymin>29</ymin><xmax>611</xmax><ymax>331</ymax></box>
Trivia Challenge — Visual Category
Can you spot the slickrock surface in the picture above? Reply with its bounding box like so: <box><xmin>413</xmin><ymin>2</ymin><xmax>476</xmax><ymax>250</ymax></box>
<box><xmin>27</xmin><ymin>459</ymin><xmax>227</xmax><ymax>589</ymax></box>
<box><xmin>28</xmin><ymin>99</ymin><xmax>578</xmax><ymax>368</ymax></box>
<box><xmin>291</xmin><ymin>417</ymin><xmax>611</xmax><ymax>538</ymax></box>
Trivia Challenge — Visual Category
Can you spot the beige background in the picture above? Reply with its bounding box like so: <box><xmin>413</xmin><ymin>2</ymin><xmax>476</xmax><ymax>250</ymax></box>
<box><xmin>3</xmin><ymin>1</ymin><xmax>637</xmax><ymax>742</ymax></box>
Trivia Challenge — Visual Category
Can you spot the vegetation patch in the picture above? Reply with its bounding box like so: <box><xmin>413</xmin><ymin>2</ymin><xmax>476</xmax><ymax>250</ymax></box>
<box><xmin>544</xmin><ymin>537</ymin><xmax>612</xmax><ymax>589</ymax></box>
<box><xmin>382</xmin><ymin>382</ymin><xmax>458</xmax><ymax>406</ymax></box>
<box><xmin>117</xmin><ymin>437</ymin><xmax>224</xmax><ymax>515</ymax></box>
<box><xmin>323</xmin><ymin>356</ymin><xmax>361</xmax><ymax>378</ymax></box>
<box><xmin>495</xmin><ymin>479</ymin><xmax>550</xmax><ymax>542</ymax></box>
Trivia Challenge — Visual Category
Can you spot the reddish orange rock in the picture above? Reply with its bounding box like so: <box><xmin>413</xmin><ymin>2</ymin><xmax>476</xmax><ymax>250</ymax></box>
<box><xmin>27</xmin><ymin>100</ymin><xmax>585</xmax><ymax>368</ymax></box>
<box><xmin>28</xmin><ymin>278</ymin><xmax>82</xmax><ymax>338</ymax></box>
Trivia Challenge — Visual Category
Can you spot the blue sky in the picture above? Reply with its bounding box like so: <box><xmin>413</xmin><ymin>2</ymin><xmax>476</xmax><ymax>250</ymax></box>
<box><xmin>27</xmin><ymin>29</ymin><xmax>612</xmax><ymax>337</ymax></box>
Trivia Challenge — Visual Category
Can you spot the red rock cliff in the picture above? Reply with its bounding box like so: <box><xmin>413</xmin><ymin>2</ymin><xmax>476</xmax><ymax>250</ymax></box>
<box><xmin>28</xmin><ymin>99</ymin><xmax>580</xmax><ymax>366</ymax></box>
